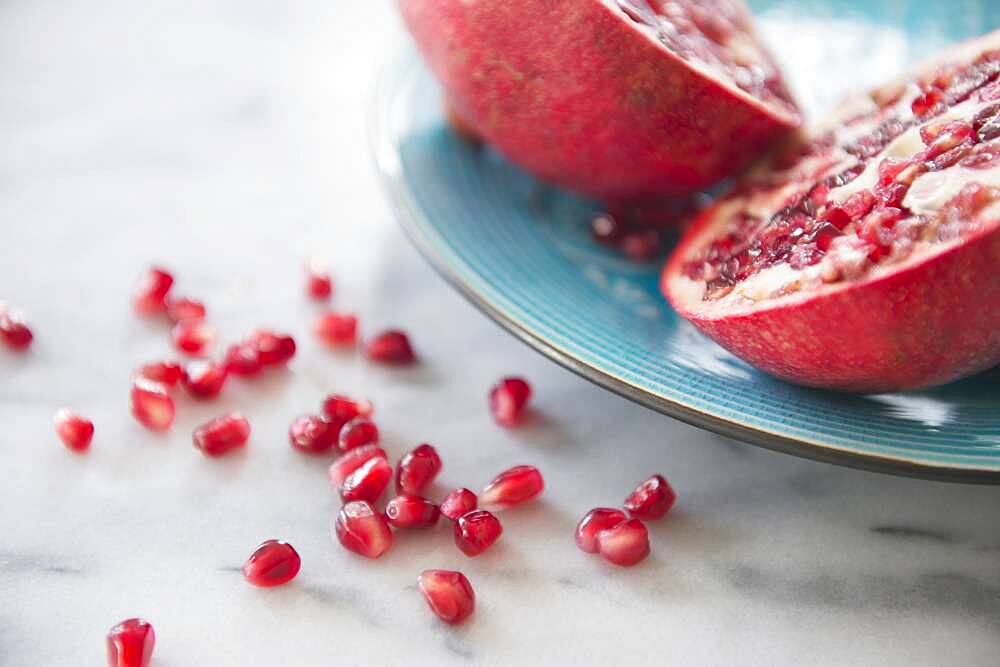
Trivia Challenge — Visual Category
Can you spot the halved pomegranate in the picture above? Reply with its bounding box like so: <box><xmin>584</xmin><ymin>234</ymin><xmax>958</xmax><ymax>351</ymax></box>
<box><xmin>663</xmin><ymin>33</ymin><xmax>1000</xmax><ymax>392</ymax></box>
<box><xmin>398</xmin><ymin>0</ymin><xmax>800</xmax><ymax>200</ymax></box>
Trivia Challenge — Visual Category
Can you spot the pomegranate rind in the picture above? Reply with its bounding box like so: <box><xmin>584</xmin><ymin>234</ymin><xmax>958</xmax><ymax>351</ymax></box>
<box><xmin>398</xmin><ymin>0</ymin><xmax>800</xmax><ymax>200</ymax></box>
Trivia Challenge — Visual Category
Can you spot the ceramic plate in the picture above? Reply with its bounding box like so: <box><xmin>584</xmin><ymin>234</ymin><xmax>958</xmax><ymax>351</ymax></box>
<box><xmin>372</xmin><ymin>0</ymin><xmax>1000</xmax><ymax>482</ymax></box>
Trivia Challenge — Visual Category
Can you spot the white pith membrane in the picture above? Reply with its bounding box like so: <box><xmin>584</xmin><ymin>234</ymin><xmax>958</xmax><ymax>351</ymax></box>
<box><xmin>609</xmin><ymin>0</ymin><xmax>799</xmax><ymax>118</ymax></box>
<box><xmin>673</xmin><ymin>32</ymin><xmax>1000</xmax><ymax>314</ymax></box>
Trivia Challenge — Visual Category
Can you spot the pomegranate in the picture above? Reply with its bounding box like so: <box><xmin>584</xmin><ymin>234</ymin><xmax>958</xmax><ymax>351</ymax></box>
<box><xmin>0</xmin><ymin>308</ymin><xmax>33</xmax><ymax>350</ymax></box>
<box><xmin>181</xmin><ymin>360</ymin><xmax>228</xmax><ymax>399</ymax></box>
<box><xmin>440</xmin><ymin>488</ymin><xmax>477</xmax><ymax>521</ymax></box>
<box><xmin>306</xmin><ymin>258</ymin><xmax>333</xmax><ymax>300</ymax></box>
<box><xmin>454</xmin><ymin>510</ymin><xmax>502</xmax><ymax>556</ymax></box>
<box><xmin>663</xmin><ymin>34</ymin><xmax>1000</xmax><ymax>392</ymax></box>
<box><xmin>314</xmin><ymin>312</ymin><xmax>358</xmax><ymax>347</ymax></box>
<box><xmin>130</xmin><ymin>380</ymin><xmax>175</xmax><ymax>431</ymax></box>
<box><xmin>288</xmin><ymin>414</ymin><xmax>339</xmax><ymax>454</ymax></box>
<box><xmin>223</xmin><ymin>341</ymin><xmax>262</xmax><ymax>377</ymax></box>
<box><xmin>321</xmin><ymin>394</ymin><xmax>374</xmax><ymax>425</ymax></box>
<box><xmin>132</xmin><ymin>267</ymin><xmax>173</xmax><ymax>316</ymax></box>
<box><xmin>165</xmin><ymin>297</ymin><xmax>206</xmax><ymax>323</ymax></box>
<box><xmin>192</xmin><ymin>412</ymin><xmax>250</xmax><ymax>457</ymax></box>
<box><xmin>597</xmin><ymin>517</ymin><xmax>650</xmax><ymax>566</ymax></box>
<box><xmin>575</xmin><ymin>508</ymin><xmax>628</xmax><ymax>553</ymax></box>
<box><xmin>398</xmin><ymin>0</ymin><xmax>800</xmax><ymax>201</ymax></box>
<box><xmin>136</xmin><ymin>361</ymin><xmax>184</xmax><ymax>387</ymax></box>
<box><xmin>624</xmin><ymin>474</ymin><xmax>677</xmax><ymax>519</ymax></box>
<box><xmin>396</xmin><ymin>443</ymin><xmax>442</xmax><ymax>495</ymax></box>
<box><xmin>335</xmin><ymin>500</ymin><xmax>393</xmax><ymax>559</ymax></box>
<box><xmin>171</xmin><ymin>320</ymin><xmax>216</xmax><ymax>356</ymax></box>
<box><xmin>250</xmin><ymin>330</ymin><xmax>296</xmax><ymax>366</ymax></box>
<box><xmin>242</xmin><ymin>540</ymin><xmax>301</xmax><ymax>587</ymax></box>
<box><xmin>488</xmin><ymin>377</ymin><xmax>532</xmax><ymax>427</ymax></box>
<box><xmin>417</xmin><ymin>570</ymin><xmax>476</xmax><ymax>625</ymax></box>
<box><xmin>107</xmin><ymin>617</ymin><xmax>155</xmax><ymax>667</ymax></box>
<box><xmin>54</xmin><ymin>409</ymin><xmax>94</xmax><ymax>453</ymax></box>
<box><xmin>328</xmin><ymin>444</ymin><xmax>387</xmax><ymax>488</ymax></box>
<box><xmin>384</xmin><ymin>494</ymin><xmax>441</xmax><ymax>528</ymax></box>
<box><xmin>338</xmin><ymin>416</ymin><xmax>379</xmax><ymax>452</ymax></box>
<box><xmin>364</xmin><ymin>329</ymin><xmax>417</xmax><ymax>365</ymax></box>
<box><xmin>340</xmin><ymin>456</ymin><xmax>393</xmax><ymax>503</ymax></box>
<box><xmin>479</xmin><ymin>465</ymin><xmax>544</xmax><ymax>510</ymax></box>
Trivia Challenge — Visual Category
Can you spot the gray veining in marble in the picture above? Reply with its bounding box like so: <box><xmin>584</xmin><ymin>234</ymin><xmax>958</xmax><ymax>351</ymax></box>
<box><xmin>2</xmin><ymin>1</ymin><xmax>1000</xmax><ymax>665</ymax></box>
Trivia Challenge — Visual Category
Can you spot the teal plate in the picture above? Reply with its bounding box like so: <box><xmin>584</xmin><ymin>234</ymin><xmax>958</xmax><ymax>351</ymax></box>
<box><xmin>372</xmin><ymin>0</ymin><xmax>1000</xmax><ymax>483</ymax></box>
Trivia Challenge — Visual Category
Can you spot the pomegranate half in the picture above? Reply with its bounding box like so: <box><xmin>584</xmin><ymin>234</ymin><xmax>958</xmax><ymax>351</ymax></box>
<box><xmin>662</xmin><ymin>32</ymin><xmax>1000</xmax><ymax>392</ymax></box>
<box><xmin>398</xmin><ymin>0</ymin><xmax>800</xmax><ymax>201</ymax></box>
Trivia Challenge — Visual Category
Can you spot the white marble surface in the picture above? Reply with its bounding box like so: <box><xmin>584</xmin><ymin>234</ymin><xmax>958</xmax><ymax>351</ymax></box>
<box><xmin>2</xmin><ymin>1</ymin><xmax>1000</xmax><ymax>665</ymax></box>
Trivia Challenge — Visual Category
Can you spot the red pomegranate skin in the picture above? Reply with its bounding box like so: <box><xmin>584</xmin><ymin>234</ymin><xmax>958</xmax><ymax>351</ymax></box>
<box><xmin>397</xmin><ymin>0</ymin><xmax>800</xmax><ymax>201</ymax></box>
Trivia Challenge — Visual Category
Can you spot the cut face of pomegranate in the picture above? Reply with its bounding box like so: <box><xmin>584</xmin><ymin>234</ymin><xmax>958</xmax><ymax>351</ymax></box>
<box><xmin>242</xmin><ymin>540</ymin><xmax>301</xmax><ymax>587</ymax></box>
<box><xmin>289</xmin><ymin>414</ymin><xmax>338</xmax><ymax>454</ymax></box>
<box><xmin>132</xmin><ymin>267</ymin><xmax>173</xmax><ymax>316</ymax></box>
<box><xmin>328</xmin><ymin>444</ymin><xmax>387</xmax><ymax>488</ymax></box>
<box><xmin>193</xmin><ymin>412</ymin><xmax>250</xmax><ymax>457</ymax></box>
<box><xmin>335</xmin><ymin>500</ymin><xmax>393</xmax><ymax>559</ymax></box>
<box><xmin>166</xmin><ymin>297</ymin><xmax>206</xmax><ymax>323</ymax></box>
<box><xmin>663</xmin><ymin>34</ymin><xmax>1000</xmax><ymax>391</ymax></box>
<box><xmin>107</xmin><ymin>617</ymin><xmax>155</xmax><ymax>667</ymax></box>
<box><xmin>575</xmin><ymin>508</ymin><xmax>628</xmax><ymax>553</ymax></box>
<box><xmin>171</xmin><ymin>320</ymin><xmax>216</xmax><ymax>356</ymax></box>
<box><xmin>338</xmin><ymin>416</ymin><xmax>379</xmax><ymax>452</ymax></box>
<box><xmin>440</xmin><ymin>488</ymin><xmax>477</xmax><ymax>521</ymax></box>
<box><xmin>181</xmin><ymin>360</ymin><xmax>228</xmax><ymax>399</ymax></box>
<box><xmin>454</xmin><ymin>510</ymin><xmax>503</xmax><ymax>556</ymax></box>
<box><xmin>314</xmin><ymin>312</ymin><xmax>358</xmax><ymax>347</ymax></box>
<box><xmin>623</xmin><ymin>474</ymin><xmax>677</xmax><ymax>520</ymax></box>
<box><xmin>385</xmin><ymin>494</ymin><xmax>441</xmax><ymax>528</ymax></box>
<box><xmin>399</xmin><ymin>0</ymin><xmax>799</xmax><ymax>200</ymax></box>
<box><xmin>488</xmin><ymin>377</ymin><xmax>532</xmax><ymax>427</ymax></box>
<box><xmin>596</xmin><ymin>517</ymin><xmax>650</xmax><ymax>567</ymax></box>
<box><xmin>479</xmin><ymin>465</ymin><xmax>544</xmax><ymax>510</ymax></box>
<box><xmin>54</xmin><ymin>409</ymin><xmax>94</xmax><ymax>453</ymax></box>
<box><xmin>418</xmin><ymin>570</ymin><xmax>476</xmax><ymax>625</ymax></box>
<box><xmin>396</xmin><ymin>443</ymin><xmax>442</xmax><ymax>495</ymax></box>
<box><xmin>364</xmin><ymin>330</ymin><xmax>416</xmax><ymax>365</ymax></box>
<box><xmin>130</xmin><ymin>380</ymin><xmax>175</xmax><ymax>431</ymax></box>
<box><xmin>340</xmin><ymin>456</ymin><xmax>393</xmax><ymax>503</ymax></box>
<box><xmin>0</xmin><ymin>309</ymin><xmax>33</xmax><ymax>350</ymax></box>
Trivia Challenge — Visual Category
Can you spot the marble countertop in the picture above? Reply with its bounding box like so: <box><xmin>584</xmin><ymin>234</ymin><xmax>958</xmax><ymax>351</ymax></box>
<box><xmin>2</xmin><ymin>1</ymin><xmax>999</xmax><ymax>664</ymax></box>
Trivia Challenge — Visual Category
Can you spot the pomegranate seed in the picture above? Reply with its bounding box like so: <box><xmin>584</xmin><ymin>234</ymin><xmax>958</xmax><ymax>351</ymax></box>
<box><xmin>251</xmin><ymin>330</ymin><xmax>296</xmax><ymax>365</ymax></box>
<box><xmin>620</xmin><ymin>228</ymin><xmax>661</xmax><ymax>262</ymax></box>
<box><xmin>364</xmin><ymin>329</ymin><xmax>416</xmax><ymax>365</ymax></box>
<box><xmin>596</xmin><ymin>518</ymin><xmax>650</xmax><ymax>567</ymax></box>
<box><xmin>454</xmin><ymin>510</ymin><xmax>502</xmax><ymax>556</ymax></box>
<box><xmin>289</xmin><ymin>414</ymin><xmax>338</xmax><ymax>454</ymax></box>
<box><xmin>0</xmin><ymin>309</ymin><xmax>32</xmax><ymax>350</ymax></box>
<box><xmin>314</xmin><ymin>312</ymin><xmax>358</xmax><ymax>347</ymax></box>
<box><xmin>335</xmin><ymin>500</ymin><xmax>393</xmax><ymax>559</ymax></box>
<box><xmin>165</xmin><ymin>297</ymin><xmax>206</xmax><ymax>323</ymax></box>
<box><xmin>396</xmin><ymin>443</ymin><xmax>442</xmax><ymax>495</ymax></box>
<box><xmin>623</xmin><ymin>474</ymin><xmax>677</xmax><ymax>520</ymax></box>
<box><xmin>340</xmin><ymin>456</ymin><xmax>392</xmax><ymax>503</ymax></box>
<box><xmin>973</xmin><ymin>102</ymin><xmax>1000</xmax><ymax>142</ymax></box>
<box><xmin>575</xmin><ymin>508</ymin><xmax>629</xmax><ymax>553</ymax></box>
<box><xmin>223</xmin><ymin>341</ymin><xmax>262</xmax><ymax>377</ymax></box>
<box><xmin>417</xmin><ymin>570</ymin><xmax>475</xmax><ymax>625</ymax></box>
<box><xmin>479</xmin><ymin>465</ymin><xmax>544</xmax><ymax>510</ymax></box>
<box><xmin>440</xmin><ymin>488</ymin><xmax>477</xmax><ymax>521</ymax></box>
<box><xmin>130</xmin><ymin>380</ymin><xmax>175</xmax><ymax>431</ymax></box>
<box><xmin>910</xmin><ymin>87</ymin><xmax>944</xmax><ymax>117</ymax></box>
<box><xmin>306</xmin><ymin>259</ymin><xmax>333</xmax><ymax>300</ymax></box>
<box><xmin>54</xmin><ymin>408</ymin><xmax>94</xmax><ymax>453</ymax></box>
<box><xmin>242</xmin><ymin>539</ymin><xmax>301</xmax><ymax>587</ymax></box>
<box><xmin>338</xmin><ymin>416</ymin><xmax>379</xmax><ymax>452</ymax></box>
<box><xmin>385</xmin><ymin>494</ymin><xmax>441</xmax><ymax>528</ymax></box>
<box><xmin>321</xmin><ymin>394</ymin><xmax>373</xmax><ymax>425</ymax></box>
<box><xmin>107</xmin><ymin>617</ymin><xmax>155</xmax><ymax>667</ymax></box>
<box><xmin>590</xmin><ymin>212</ymin><xmax>624</xmax><ymax>246</ymax></box>
<box><xmin>171</xmin><ymin>320</ymin><xmax>216</xmax><ymax>356</ymax></box>
<box><xmin>489</xmin><ymin>377</ymin><xmax>532</xmax><ymax>427</ymax></box>
<box><xmin>136</xmin><ymin>361</ymin><xmax>184</xmax><ymax>387</ymax></box>
<box><xmin>132</xmin><ymin>267</ymin><xmax>174</xmax><ymax>316</ymax></box>
<box><xmin>181</xmin><ymin>360</ymin><xmax>228</xmax><ymax>399</ymax></box>
<box><xmin>193</xmin><ymin>412</ymin><xmax>250</xmax><ymax>457</ymax></box>
<box><xmin>328</xmin><ymin>444</ymin><xmax>387</xmax><ymax>488</ymax></box>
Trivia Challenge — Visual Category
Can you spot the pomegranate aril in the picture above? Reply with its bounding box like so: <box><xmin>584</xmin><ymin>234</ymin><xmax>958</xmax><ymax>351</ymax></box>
<box><xmin>132</xmin><ymin>266</ymin><xmax>174</xmax><ymax>316</ymax></box>
<box><xmin>623</xmin><ymin>474</ymin><xmax>677</xmax><ymax>520</ymax></box>
<box><xmin>0</xmin><ymin>312</ymin><xmax>32</xmax><ymax>350</ymax></box>
<box><xmin>314</xmin><ymin>312</ymin><xmax>358</xmax><ymax>347</ymax></box>
<box><xmin>171</xmin><ymin>320</ymin><xmax>216</xmax><ymax>356</ymax></box>
<box><xmin>927</xmin><ymin>140</ymin><xmax>974</xmax><ymax>171</ymax></box>
<box><xmin>596</xmin><ymin>518</ymin><xmax>650</xmax><ymax>567</ymax></box>
<box><xmin>418</xmin><ymin>570</ymin><xmax>476</xmax><ymax>625</ymax></box>
<box><xmin>440</xmin><ymin>488</ymin><xmax>478</xmax><ymax>521</ymax></box>
<box><xmin>340</xmin><ymin>455</ymin><xmax>393</xmax><ymax>503</ymax></box>
<box><xmin>328</xmin><ymin>444</ymin><xmax>387</xmax><ymax>488</ymax></box>
<box><xmin>620</xmin><ymin>228</ymin><xmax>662</xmax><ymax>262</ymax></box>
<box><xmin>338</xmin><ymin>416</ymin><xmax>379</xmax><ymax>452</ymax></box>
<box><xmin>130</xmin><ymin>380</ymin><xmax>175</xmax><ymax>431</ymax></box>
<box><xmin>181</xmin><ymin>360</ymin><xmax>228</xmax><ymax>399</ymax></box>
<box><xmin>242</xmin><ymin>540</ymin><xmax>301</xmax><ymax>587</ymax></box>
<box><xmin>575</xmin><ymin>508</ymin><xmax>629</xmax><ymax>553</ymax></box>
<box><xmin>479</xmin><ymin>465</ymin><xmax>544</xmax><ymax>510</ymax></box>
<box><xmin>590</xmin><ymin>212</ymin><xmax>624</xmax><ymax>246</ymax></box>
<box><xmin>364</xmin><ymin>329</ymin><xmax>417</xmax><ymax>365</ymax></box>
<box><xmin>910</xmin><ymin>87</ymin><xmax>944</xmax><ymax>118</ymax></box>
<box><xmin>306</xmin><ymin>259</ymin><xmax>333</xmax><ymax>300</ymax></box>
<box><xmin>973</xmin><ymin>102</ymin><xmax>1000</xmax><ymax>141</ymax></box>
<box><xmin>251</xmin><ymin>330</ymin><xmax>296</xmax><ymax>365</ymax></box>
<box><xmin>54</xmin><ymin>409</ymin><xmax>94</xmax><ymax>453</ymax></box>
<box><xmin>396</xmin><ymin>443</ymin><xmax>442</xmax><ymax>495</ymax></box>
<box><xmin>193</xmin><ymin>412</ymin><xmax>250</xmax><ymax>457</ymax></box>
<box><xmin>107</xmin><ymin>617</ymin><xmax>155</xmax><ymax>667</ymax></box>
<box><xmin>136</xmin><ymin>361</ymin><xmax>184</xmax><ymax>387</ymax></box>
<box><xmin>488</xmin><ymin>377</ymin><xmax>532</xmax><ymax>427</ymax></box>
<box><xmin>454</xmin><ymin>510</ymin><xmax>503</xmax><ymax>556</ymax></box>
<box><xmin>321</xmin><ymin>394</ymin><xmax>374</xmax><ymax>424</ymax></box>
<box><xmin>385</xmin><ymin>494</ymin><xmax>441</xmax><ymax>528</ymax></box>
<box><xmin>335</xmin><ymin>500</ymin><xmax>393</xmax><ymax>559</ymax></box>
<box><xmin>223</xmin><ymin>341</ymin><xmax>262</xmax><ymax>377</ymax></box>
<box><xmin>289</xmin><ymin>414</ymin><xmax>338</xmax><ymax>454</ymax></box>
<box><xmin>165</xmin><ymin>297</ymin><xmax>206</xmax><ymax>323</ymax></box>
<box><xmin>919</xmin><ymin>120</ymin><xmax>973</xmax><ymax>152</ymax></box>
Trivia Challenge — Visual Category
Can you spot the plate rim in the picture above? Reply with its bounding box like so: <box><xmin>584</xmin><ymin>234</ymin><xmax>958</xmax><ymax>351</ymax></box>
<box><xmin>368</xmin><ymin>51</ymin><xmax>1000</xmax><ymax>485</ymax></box>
